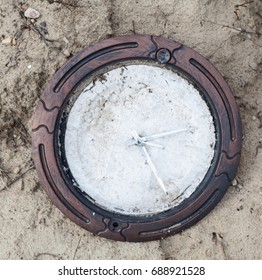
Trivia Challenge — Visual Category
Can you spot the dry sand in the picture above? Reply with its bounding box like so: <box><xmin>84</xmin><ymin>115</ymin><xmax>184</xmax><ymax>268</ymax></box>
<box><xmin>0</xmin><ymin>0</ymin><xmax>261</xmax><ymax>259</ymax></box>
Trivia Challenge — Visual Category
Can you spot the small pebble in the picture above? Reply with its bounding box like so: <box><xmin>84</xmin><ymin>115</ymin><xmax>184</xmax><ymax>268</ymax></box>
<box><xmin>30</xmin><ymin>19</ymin><xmax>36</xmax><ymax>24</ymax></box>
<box><xmin>23</xmin><ymin>4</ymin><xmax>29</xmax><ymax>11</ymax></box>
<box><xmin>63</xmin><ymin>49</ymin><xmax>71</xmax><ymax>58</ymax></box>
<box><xmin>252</xmin><ymin>116</ymin><xmax>256</xmax><ymax>120</ymax></box>
<box><xmin>238</xmin><ymin>184</ymin><xmax>243</xmax><ymax>189</ymax></box>
<box><xmin>246</xmin><ymin>33</ymin><xmax>252</xmax><ymax>39</ymax></box>
<box><xmin>12</xmin><ymin>38</ymin><xmax>17</xmax><ymax>45</ymax></box>
<box><xmin>24</xmin><ymin>7</ymin><xmax>40</xmax><ymax>19</ymax></box>
<box><xmin>13</xmin><ymin>167</ymin><xmax>20</xmax><ymax>174</ymax></box>
<box><xmin>231</xmin><ymin>27</ymin><xmax>242</xmax><ymax>33</ymax></box>
<box><xmin>28</xmin><ymin>65</ymin><xmax>32</xmax><ymax>69</ymax></box>
<box><xmin>63</xmin><ymin>37</ymin><xmax>69</xmax><ymax>44</ymax></box>
<box><xmin>231</xmin><ymin>178</ymin><xmax>238</xmax><ymax>186</ymax></box>
<box><xmin>2</xmin><ymin>37</ymin><xmax>12</xmax><ymax>45</ymax></box>
<box><xmin>205</xmin><ymin>249</ymin><xmax>212</xmax><ymax>257</ymax></box>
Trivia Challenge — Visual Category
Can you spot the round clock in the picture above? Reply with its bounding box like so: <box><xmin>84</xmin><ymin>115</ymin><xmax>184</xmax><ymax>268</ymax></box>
<box><xmin>32</xmin><ymin>35</ymin><xmax>242</xmax><ymax>242</ymax></box>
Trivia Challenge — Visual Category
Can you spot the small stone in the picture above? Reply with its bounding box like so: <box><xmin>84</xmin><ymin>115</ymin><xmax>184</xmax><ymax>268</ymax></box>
<box><xmin>231</xmin><ymin>27</ymin><xmax>242</xmax><ymax>33</ymax></box>
<box><xmin>2</xmin><ymin>37</ymin><xmax>12</xmax><ymax>45</ymax></box>
<box><xmin>11</xmin><ymin>38</ymin><xmax>17</xmax><ymax>45</ymax></box>
<box><xmin>24</xmin><ymin>7</ymin><xmax>40</xmax><ymax>19</ymax></box>
<box><xmin>63</xmin><ymin>37</ymin><xmax>69</xmax><ymax>44</ymax></box>
<box><xmin>63</xmin><ymin>49</ymin><xmax>71</xmax><ymax>58</ymax></box>
<box><xmin>30</xmin><ymin>19</ymin><xmax>36</xmax><ymax>24</ymax></box>
<box><xmin>205</xmin><ymin>249</ymin><xmax>212</xmax><ymax>257</ymax></box>
<box><xmin>252</xmin><ymin>116</ymin><xmax>256</xmax><ymax>120</ymax></box>
<box><xmin>231</xmin><ymin>178</ymin><xmax>238</xmax><ymax>186</ymax></box>
<box><xmin>13</xmin><ymin>167</ymin><xmax>20</xmax><ymax>174</ymax></box>
<box><xmin>238</xmin><ymin>184</ymin><xmax>243</xmax><ymax>189</ymax></box>
<box><xmin>28</xmin><ymin>65</ymin><xmax>32</xmax><ymax>69</ymax></box>
<box><xmin>23</xmin><ymin>4</ymin><xmax>29</xmax><ymax>11</ymax></box>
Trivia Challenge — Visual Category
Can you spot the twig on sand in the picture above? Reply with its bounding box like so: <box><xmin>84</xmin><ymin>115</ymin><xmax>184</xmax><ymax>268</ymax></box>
<box><xmin>0</xmin><ymin>166</ymin><xmax>35</xmax><ymax>193</ymax></box>
<box><xmin>235</xmin><ymin>1</ymin><xmax>254</xmax><ymax>8</ymax></box>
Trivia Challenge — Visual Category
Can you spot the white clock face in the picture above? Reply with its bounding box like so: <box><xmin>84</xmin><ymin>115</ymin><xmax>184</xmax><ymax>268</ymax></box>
<box><xmin>64</xmin><ymin>64</ymin><xmax>216</xmax><ymax>216</ymax></box>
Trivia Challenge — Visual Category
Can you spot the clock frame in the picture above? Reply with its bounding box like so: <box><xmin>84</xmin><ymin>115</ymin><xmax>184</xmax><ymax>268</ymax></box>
<box><xmin>32</xmin><ymin>35</ymin><xmax>242</xmax><ymax>242</ymax></box>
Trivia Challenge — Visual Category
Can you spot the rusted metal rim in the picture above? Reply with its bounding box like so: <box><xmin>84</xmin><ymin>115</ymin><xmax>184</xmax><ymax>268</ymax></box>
<box><xmin>32</xmin><ymin>35</ymin><xmax>242</xmax><ymax>242</ymax></box>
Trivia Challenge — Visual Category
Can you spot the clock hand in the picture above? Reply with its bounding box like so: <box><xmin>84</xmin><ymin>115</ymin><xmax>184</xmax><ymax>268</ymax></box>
<box><xmin>141</xmin><ymin>128</ymin><xmax>188</xmax><ymax>142</ymax></box>
<box><xmin>142</xmin><ymin>142</ymin><xmax>165</xmax><ymax>149</ymax></box>
<box><xmin>128</xmin><ymin>129</ymin><xmax>187</xmax><ymax>147</ymax></box>
<box><xmin>132</xmin><ymin>131</ymin><xmax>168</xmax><ymax>195</ymax></box>
<box><xmin>140</xmin><ymin>145</ymin><xmax>168</xmax><ymax>195</ymax></box>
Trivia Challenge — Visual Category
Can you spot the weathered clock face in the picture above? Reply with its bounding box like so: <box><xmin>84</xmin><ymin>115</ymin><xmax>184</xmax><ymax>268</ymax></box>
<box><xmin>63</xmin><ymin>64</ymin><xmax>216</xmax><ymax>216</ymax></box>
<box><xmin>32</xmin><ymin>35</ymin><xmax>242</xmax><ymax>241</ymax></box>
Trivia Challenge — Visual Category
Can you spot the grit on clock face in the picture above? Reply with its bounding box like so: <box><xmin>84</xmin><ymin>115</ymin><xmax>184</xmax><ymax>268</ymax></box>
<box><xmin>64</xmin><ymin>64</ymin><xmax>216</xmax><ymax>216</ymax></box>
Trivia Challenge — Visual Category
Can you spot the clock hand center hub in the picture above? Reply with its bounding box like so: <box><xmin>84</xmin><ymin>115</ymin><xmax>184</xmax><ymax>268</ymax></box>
<box><xmin>131</xmin><ymin>130</ymin><xmax>144</xmax><ymax>146</ymax></box>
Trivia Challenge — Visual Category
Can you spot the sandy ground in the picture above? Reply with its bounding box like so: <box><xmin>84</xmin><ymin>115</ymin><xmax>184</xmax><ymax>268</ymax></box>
<box><xmin>0</xmin><ymin>0</ymin><xmax>261</xmax><ymax>260</ymax></box>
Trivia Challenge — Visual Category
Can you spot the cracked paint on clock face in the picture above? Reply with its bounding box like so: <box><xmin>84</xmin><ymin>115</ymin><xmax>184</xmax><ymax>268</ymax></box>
<box><xmin>64</xmin><ymin>64</ymin><xmax>215</xmax><ymax>216</ymax></box>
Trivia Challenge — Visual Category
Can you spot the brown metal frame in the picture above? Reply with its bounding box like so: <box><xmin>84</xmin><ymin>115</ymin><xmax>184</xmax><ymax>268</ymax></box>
<box><xmin>32</xmin><ymin>35</ymin><xmax>242</xmax><ymax>242</ymax></box>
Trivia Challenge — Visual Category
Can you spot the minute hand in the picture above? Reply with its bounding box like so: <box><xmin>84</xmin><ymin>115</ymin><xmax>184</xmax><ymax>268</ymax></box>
<box><xmin>141</xmin><ymin>129</ymin><xmax>188</xmax><ymax>142</ymax></box>
<box><xmin>140</xmin><ymin>145</ymin><xmax>168</xmax><ymax>195</ymax></box>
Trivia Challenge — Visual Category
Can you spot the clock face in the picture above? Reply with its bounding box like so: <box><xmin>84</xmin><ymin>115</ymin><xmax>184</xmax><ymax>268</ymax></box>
<box><xmin>32</xmin><ymin>35</ymin><xmax>242</xmax><ymax>241</ymax></box>
<box><xmin>64</xmin><ymin>64</ymin><xmax>216</xmax><ymax>215</ymax></box>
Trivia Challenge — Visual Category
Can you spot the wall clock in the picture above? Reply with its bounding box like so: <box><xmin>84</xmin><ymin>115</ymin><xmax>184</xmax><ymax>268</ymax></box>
<box><xmin>32</xmin><ymin>35</ymin><xmax>242</xmax><ymax>242</ymax></box>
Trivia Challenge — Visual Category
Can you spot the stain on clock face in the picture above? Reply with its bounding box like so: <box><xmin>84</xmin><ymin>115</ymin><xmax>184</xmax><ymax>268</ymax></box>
<box><xmin>64</xmin><ymin>64</ymin><xmax>216</xmax><ymax>215</ymax></box>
